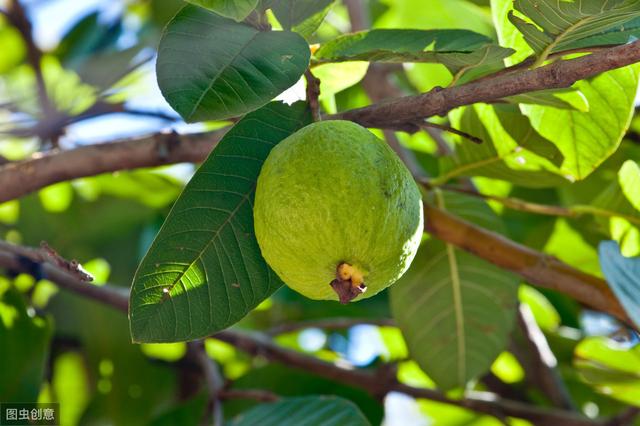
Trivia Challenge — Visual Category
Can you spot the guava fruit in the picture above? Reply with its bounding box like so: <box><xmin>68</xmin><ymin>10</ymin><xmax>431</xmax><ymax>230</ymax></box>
<box><xmin>254</xmin><ymin>120</ymin><xmax>424</xmax><ymax>303</ymax></box>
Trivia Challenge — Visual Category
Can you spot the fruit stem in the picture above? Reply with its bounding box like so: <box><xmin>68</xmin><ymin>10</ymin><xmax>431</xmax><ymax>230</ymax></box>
<box><xmin>330</xmin><ymin>263</ymin><xmax>367</xmax><ymax>304</ymax></box>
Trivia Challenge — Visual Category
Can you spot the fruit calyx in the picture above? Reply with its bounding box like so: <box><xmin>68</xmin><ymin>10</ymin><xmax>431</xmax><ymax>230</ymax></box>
<box><xmin>330</xmin><ymin>263</ymin><xmax>367</xmax><ymax>304</ymax></box>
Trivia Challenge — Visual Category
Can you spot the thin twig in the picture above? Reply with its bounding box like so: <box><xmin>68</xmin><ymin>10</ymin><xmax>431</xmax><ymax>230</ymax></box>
<box><xmin>436</xmin><ymin>184</ymin><xmax>640</xmax><ymax>226</ymax></box>
<box><xmin>188</xmin><ymin>340</ymin><xmax>224</xmax><ymax>426</ymax></box>
<box><xmin>219</xmin><ymin>389</ymin><xmax>280</xmax><ymax>402</ymax></box>
<box><xmin>305</xmin><ymin>69</ymin><xmax>321</xmax><ymax>122</ymax></box>
<box><xmin>6</xmin><ymin>0</ymin><xmax>58</xmax><ymax>144</ymax></box>
<box><xmin>511</xmin><ymin>305</ymin><xmax>575</xmax><ymax>410</ymax></box>
<box><xmin>266</xmin><ymin>318</ymin><xmax>395</xmax><ymax>336</ymax></box>
<box><xmin>420</xmin><ymin>121</ymin><xmax>482</xmax><ymax>144</ymax></box>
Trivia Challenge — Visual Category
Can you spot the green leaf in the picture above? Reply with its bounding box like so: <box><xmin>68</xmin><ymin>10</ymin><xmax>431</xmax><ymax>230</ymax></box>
<box><xmin>493</xmin><ymin>0</ymin><xmax>640</xmax><ymax>181</ymax></box>
<box><xmin>0</xmin><ymin>289</ymin><xmax>53</xmax><ymax>401</ymax></box>
<box><xmin>599</xmin><ymin>240</ymin><xmax>640</xmax><ymax>327</ymax></box>
<box><xmin>148</xmin><ymin>393</ymin><xmax>207</xmax><ymax>426</ymax></box>
<box><xmin>185</xmin><ymin>0</ymin><xmax>258</xmax><ymax>21</ymax></box>
<box><xmin>509</xmin><ymin>0</ymin><xmax>640</xmax><ymax>62</ymax></box>
<box><xmin>315</xmin><ymin>29</ymin><xmax>513</xmax><ymax>83</ymax></box>
<box><xmin>0</xmin><ymin>18</ymin><xmax>25</xmax><ymax>74</ymax></box>
<box><xmin>39</xmin><ymin>182</ymin><xmax>74</xmax><ymax>213</ymax></box>
<box><xmin>129</xmin><ymin>102</ymin><xmax>311</xmax><ymax>343</ymax></box>
<box><xmin>521</xmin><ymin>66</ymin><xmax>640</xmax><ymax>180</ymax></box>
<box><xmin>226</xmin><ymin>364</ymin><xmax>383</xmax><ymax>424</ymax></box>
<box><xmin>390</xmin><ymin>192</ymin><xmax>519</xmax><ymax>390</ymax></box>
<box><xmin>575</xmin><ymin>336</ymin><xmax>640</xmax><ymax>406</ymax></box>
<box><xmin>436</xmin><ymin>104</ymin><xmax>569</xmax><ymax>187</ymax></box>
<box><xmin>592</xmin><ymin>160</ymin><xmax>640</xmax><ymax>256</ymax></box>
<box><xmin>504</xmin><ymin>88</ymin><xmax>589</xmax><ymax>111</ymax></box>
<box><xmin>518</xmin><ymin>286</ymin><xmax>560</xmax><ymax>332</ymax></box>
<box><xmin>375</xmin><ymin>0</ymin><xmax>493</xmax><ymax>35</ymax></box>
<box><xmin>266</xmin><ymin>0</ymin><xmax>335</xmax><ymax>38</ymax></box>
<box><xmin>156</xmin><ymin>5</ymin><xmax>310</xmax><ymax>122</ymax></box>
<box><xmin>229</xmin><ymin>396</ymin><xmax>371</xmax><ymax>426</ymax></box>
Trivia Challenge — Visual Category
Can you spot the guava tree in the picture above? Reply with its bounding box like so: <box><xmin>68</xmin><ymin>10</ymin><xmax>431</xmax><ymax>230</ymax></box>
<box><xmin>2</xmin><ymin>0</ymin><xmax>640</xmax><ymax>424</ymax></box>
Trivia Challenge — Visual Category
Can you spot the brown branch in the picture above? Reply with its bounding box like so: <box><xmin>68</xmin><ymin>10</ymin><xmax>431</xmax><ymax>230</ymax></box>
<box><xmin>605</xmin><ymin>407</ymin><xmax>640</xmax><ymax>426</ymax></box>
<box><xmin>420</xmin><ymin>122</ymin><xmax>483</xmax><ymax>144</ymax></box>
<box><xmin>0</xmin><ymin>242</ymin><xmax>611</xmax><ymax>425</ymax></box>
<box><xmin>219</xmin><ymin>389</ymin><xmax>280</xmax><ymax>403</ymax></box>
<box><xmin>266</xmin><ymin>317</ymin><xmax>395</xmax><ymax>336</ymax></box>
<box><xmin>511</xmin><ymin>305</ymin><xmax>575</xmax><ymax>410</ymax></box>
<box><xmin>424</xmin><ymin>205</ymin><xmax>630</xmax><ymax>324</ymax></box>
<box><xmin>0</xmin><ymin>128</ymin><xmax>227</xmax><ymax>203</ymax></box>
<box><xmin>215</xmin><ymin>330</ymin><xmax>598</xmax><ymax>426</ymax></box>
<box><xmin>0</xmin><ymin>241</ymin><xmax>129</xmax><ymax>312</ymax></box>
<box><xmin>304</xmin><ymin>69</ymin><xmax>321</xmax><ymax>122</ymax></box>
<box><xmin>6</xmin><ymin>0</ymin><xmax>58</xmax><ymax>144</ymax></box>
<box><xmin>187</xmin><ymin>340</ymin><xmax>224</xmax><ymax>426</ymax></box>
<box><xmin>0</xmin><ymin>132</ymin><xmax>629</xmax><ymax>323</ymax></box>
<box><xmin>331</xmin><ymin>40</ymin><xmax>640</xmax><ymax>129</ymax></box>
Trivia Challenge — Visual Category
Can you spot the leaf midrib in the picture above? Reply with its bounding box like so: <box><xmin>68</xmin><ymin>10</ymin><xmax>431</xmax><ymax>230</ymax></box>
<box><xmin>165</xmin><ymin>185</ymin><xmax>255</xmax><ymax>295</ymax></box>
<box><xmin>186</xmin><ymin>28</ymin><xmax>260</xmax><ymax>121</ymax></box>
<box><xmin>438</xmin><ymin>192</ymin><xmax>466</xmax><ymax>384</ymax></box>
<box><xmin>534</xmin><ymin>2</ymin><xmax>639</xmax><ymax>64</ymax></box>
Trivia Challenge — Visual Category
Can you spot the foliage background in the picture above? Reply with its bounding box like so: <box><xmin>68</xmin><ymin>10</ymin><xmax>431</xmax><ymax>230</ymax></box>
<box><xmin>1</xmin><ymin>0</ymin><xmax>640</xmax><ymax>425</ymax></box>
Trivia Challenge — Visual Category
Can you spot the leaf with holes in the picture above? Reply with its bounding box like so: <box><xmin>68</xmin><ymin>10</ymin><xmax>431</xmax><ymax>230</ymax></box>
<box><xmin>509</xmin><ymin>0</ymin><xmax>640</xmax><ymax>62</ymax></box>
<box><xmin>156</xmin><ymin>5</ymin><xmax>310</xmax><ymax>123</ymax></box>
<box><xmin>390</xmin><ymin>192</ymin><xmax>519</xmax><ymax>390</ymax></box>
<box><xmin>315</xmin><ymin>29</ymin><xmax>513</xmax><ymax>83</ymax></box>
<box><xmin>129</xmin><ymin>102</ymin><xmax>311</xmax><ymax>343</ymax></box>
<box><xmin>599</xmin><ymin>241</ymin><xmax>640</xmax><ymax>328</ymax></box>
<box><xmin>185</xmin><ymin>0</ymin><xmax>258</xmax><ymax>21</ymax></box>
<box><xmin>229</xmin><ymin>396</ymin><xmax>371</xmax><ymax>426</ymax></box>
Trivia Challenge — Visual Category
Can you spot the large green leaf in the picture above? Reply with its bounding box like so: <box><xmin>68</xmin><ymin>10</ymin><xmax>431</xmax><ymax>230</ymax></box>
<box><xmin>265</xmin><ymin>0</ymin><xmax>335</xmax><ymax>38</ymax></box>
<box><xmin>493</xmin><ymin>0</ymin><xmax>640</xmax><ymax>181</ymax></box>
<box><xmin>0</xmin><ymin>289</ymin><xmax>52</xmax><ymax>401</ymax></box>
<box><xmin>436</xmin><ymin>104</ymin><xmax>570</xmax><ymax>187</ymax></box>
<box><xmin>129</xmin><ymin>102</ymin><xmax>311</xmax><ymax>343</ymax></box>
<box><xmin>510</xmin><ymin>0</ymin><xmax>640</xmax><ymax>62</ymax></box>
<box><xmin>156</xmin><ymin>5</ymin><xmax>310</xmax><ymax>122</ymax></box>
<box><xmin>315</xmin><ymin>29</ymin><xmax>513</xmax><ymax>83</ymax></box>
<box><xmin>521</xmin><ymin>66</ymin><xmax>640</xmax><ymax>180</ymax></box>
<box><xmin>599</xmin><ymin>240</ymin><xmax>640</xmax><ymax>327</ymax></box>
<box><xmin>185</xmin><ymin>0</ymin><xmax>258</xmax><ymax>20</ymax></box>
<box><xmin>390</xmin><ymin>192</ymin><xmax>519</xmax><ymax>390</ymax></box>
<box><xmin>229</xmin><ymin>396</ymin><xmax>371</xmax><ymax>426</ymax></box>
<box><xmin>375</xmin><ymin>0</ymin><xmax>492</xmax><ymax>35</ymax></box>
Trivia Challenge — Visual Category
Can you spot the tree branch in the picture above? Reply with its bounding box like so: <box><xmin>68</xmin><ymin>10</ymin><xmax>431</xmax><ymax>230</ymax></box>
<box><xmin>438</xmin><ymin>184</ymin><xmax>640</xmax><ymax>226</ymax></box>
<box><xmin>511</xmin><ymin>305</ymin><xmax>575</xmax><ymax>410</ymax></box>
<box><xmin>0</xmin><ymin>131</ymin><xmax>629</xmax><ymax>323</ymax></box>
<box><xmin>6</xmin><ymin>0</ymin><xmax>58</xmax><ymax>143</ymax></box>
<box><xmin>187</xmin><ymin>340</ymin><xmax>224</xmax><ymax>426</ymax></box>
<box><xmin>266</xmin><ymin>317</ymin><xmax>395</xmax><ymax>336</ymax></box>
<box><xmin>424</xmin><ymin>205</ymin><xmax>630</xmax><ymax>324</ymax></box>
<box><xmin>331</xmin><ymin>40</ymin><xmax>640</xmax><ymax>129</ymax></box>
<box><xmin>0</xmin><ymin>239</ymin><xmax>604</xmax><ymax>425</ymax></box>
<box><xmin>218</xmin><ymin>389</ymin><xmax>280</xmax><ymax>402</ymax></box>
<box><xmin>0</xmin><ymin>128</ymin><xmax>227</xmax><ymax>203</ymax></box>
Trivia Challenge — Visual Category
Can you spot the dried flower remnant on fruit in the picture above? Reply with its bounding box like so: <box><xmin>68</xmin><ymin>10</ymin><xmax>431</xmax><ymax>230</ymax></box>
<box><xmin>331</xmin><ymin>262</ymin><xmax>367</xmax><ymax>304</ymax></box>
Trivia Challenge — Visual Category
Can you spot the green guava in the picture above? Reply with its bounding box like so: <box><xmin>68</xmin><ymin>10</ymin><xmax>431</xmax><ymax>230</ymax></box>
<box><xmin>254</xmin><ymin>120</ymin><xmax>424</xmax><ymax>303</ymax></box>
